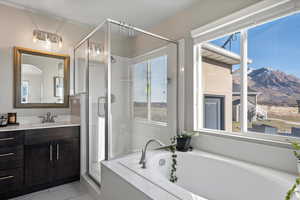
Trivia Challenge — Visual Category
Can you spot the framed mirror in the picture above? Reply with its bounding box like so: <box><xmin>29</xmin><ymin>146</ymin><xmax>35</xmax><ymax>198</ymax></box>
<box><xmin>14</xmin><ymin>47</ymin><xmax>70</xmax><ymax>108</ymax></box>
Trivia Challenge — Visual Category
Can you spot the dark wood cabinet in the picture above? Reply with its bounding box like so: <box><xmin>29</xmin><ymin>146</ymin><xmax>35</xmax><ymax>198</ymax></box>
<box><xmin>0</xmin><ymin>145</ymin><xmax>23</xmax><ymax>171</ymax></box>
<box><xmin>0</xmin><ymin>126</ymin><xmax>80</xmax><ymax>199</ymax></box>
<box><xmin>0</xmin><ymin>131</ymin><xmax>24</xmax><ymax>199</ymax></box>
<box><xmin>24</xmin><ymin>142</ymin><xmax>52</xmax><ymax>187</ymax></box>
<box><xmin>0</xmin><ymin>168</ymin><xmax>23</xmax><ymax>194</ymax></box>
<box><xmin>0</xmin><ymin>131</ymin><xmax>23</xmax><ymax>147</ymax></box>
<box><xmin>24</xmin><ymin>138</ymin><xmax>80</xmax><ymax>189</ymax></box>
<box><xmin>24</xmin><ymin>126</ymin><xmax>80</xmax><ymax>191</ymax></box>
<box><xmin>53</xmin><ymin>138</ymin><xmax>80</xmax><ymax>182</ymax></box>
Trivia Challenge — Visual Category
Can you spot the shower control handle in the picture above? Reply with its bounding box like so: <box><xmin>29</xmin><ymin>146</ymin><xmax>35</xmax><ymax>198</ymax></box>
<box><xmin>97</xmin><ymin>96</ymin><xmax>106</xmax><ymax>117</ymax></box>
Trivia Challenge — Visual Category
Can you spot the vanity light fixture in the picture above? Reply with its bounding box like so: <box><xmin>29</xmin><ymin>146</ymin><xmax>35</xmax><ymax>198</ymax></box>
<box><xmin>33</xmin><ymin>30</ymin><xmax>63</xmax><ymax>49</ymax></box>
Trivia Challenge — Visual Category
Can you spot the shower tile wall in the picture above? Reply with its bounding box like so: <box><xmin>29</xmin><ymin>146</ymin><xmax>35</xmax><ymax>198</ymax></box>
<box><xmin>111</xmin><ymin>56</ymin><xmax>132</xmax><ymax>157</ymax></box>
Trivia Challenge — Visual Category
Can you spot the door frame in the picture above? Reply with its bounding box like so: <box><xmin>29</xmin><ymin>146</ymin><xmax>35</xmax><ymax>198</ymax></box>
<box><xmin>204</xmin><ymin>94</ymin><xmax>225</xmax><ymax>130</ymax></box>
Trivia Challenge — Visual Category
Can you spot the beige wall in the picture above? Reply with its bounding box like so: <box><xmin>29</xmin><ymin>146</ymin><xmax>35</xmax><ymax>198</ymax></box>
<box><xmin>0</xmin><ymin>4</ymin><xmax>92</xmax><ymax>117</ymax></box>
<box><xmin>203</xmin><ymin>58</ymin><xmax>232</xmax><ymax>131</ymax></box>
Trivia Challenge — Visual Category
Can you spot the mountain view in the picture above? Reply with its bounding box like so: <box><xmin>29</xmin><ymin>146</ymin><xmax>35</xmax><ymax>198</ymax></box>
<box><xmin>210</xmin><ymin>12</ymin><xmax>300</xmax><ymax>135</ymax></box>
<box><xmin>233</xmin><ymin>67</ymin><xmax>300</xmax><ymax>107</ymax></box>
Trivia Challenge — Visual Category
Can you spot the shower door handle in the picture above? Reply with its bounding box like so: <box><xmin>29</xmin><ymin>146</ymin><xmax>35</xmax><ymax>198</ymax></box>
<box><xmin>97</xmin><ymin>96</ymin><xmax>106</xmax><ymax>117</ymax></box>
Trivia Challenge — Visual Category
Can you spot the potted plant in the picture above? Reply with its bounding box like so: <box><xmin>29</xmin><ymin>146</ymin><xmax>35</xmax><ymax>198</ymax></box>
<box><xmin>169</xmin><ymin>137</ymin><xmax>178</xmax><ymax>183</ymax></box>
<box><xmin>169</xmin><ymin>131</ymin><xmax>199</xmax><ymax>183</ymax></box>
<box><xmin>286</xmin><ymin>178</ymin><xmax>300</xmax><ymax>200</ymax></box>
<box><xmin>176</xmin><ymin>131</ymin><xmax>199</xmax><ymax>152</ymax></box>
<box><xmin>291</xmin><ymin>141</ymin><xmax>300</xmax><ymax>175</ymax></box>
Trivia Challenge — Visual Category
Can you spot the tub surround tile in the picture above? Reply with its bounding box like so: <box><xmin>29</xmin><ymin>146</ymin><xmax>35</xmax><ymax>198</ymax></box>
<box><xmin>104</xmin><ymin>150</ymin><xmax>297</xmax><ymax>200</ymax></box>
<box><xmin>102</xmin><ymin>155</ymin><xmax>181</xmax><ymax>200</ymax></box>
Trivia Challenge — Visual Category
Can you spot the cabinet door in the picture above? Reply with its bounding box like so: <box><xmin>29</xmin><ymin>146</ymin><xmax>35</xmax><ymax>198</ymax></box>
<box><xmin>24</xmin><ymin>143</ymin><xmax>52</xmax><ymax>187</ymax></box>
<box><xmin>54</xmin><ymin>138</ymin><xmax>79</xmax><ymax>181</ymax></box>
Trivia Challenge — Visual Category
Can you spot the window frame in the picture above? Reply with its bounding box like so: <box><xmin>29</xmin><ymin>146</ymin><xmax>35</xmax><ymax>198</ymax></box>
<box><xmin>191</xmin><ymin>0</ymin><xmax>300</xmax><ymax>145</ymax></box>
<box><xmin>131</xmin><ymin>49</ymin><xmax>168</xmax><ymax>126</ymax></box>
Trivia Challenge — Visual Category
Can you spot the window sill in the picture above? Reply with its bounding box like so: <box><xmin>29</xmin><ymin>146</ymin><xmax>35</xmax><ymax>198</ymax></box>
<box><xmin>134</xmin><ymin>118</ymin><xmax>168</xmax><ymax>127</ymax></box>
<box><xmin>196</xmin><ymin>128</ymin><xmax>300</xmax><ymax>149</ymax></box>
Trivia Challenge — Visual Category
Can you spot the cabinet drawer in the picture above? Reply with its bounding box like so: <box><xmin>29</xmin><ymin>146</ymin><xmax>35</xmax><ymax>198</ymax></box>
<box><xmin>0</xmin><ymin>146</ymin><xmax>23</xmax><ymax>170</ymax></box>
<box><xmin>0</xmin><ymin>131</ymin><xmax>23</xmax><ymax>147</ymax></box>
<box><xmin>0</xmin><ymin>168</ymin><xmax>23</xmax><ymax>194</ymax></box>
<box><xmin>25</xmin><ymin>126</ymin><xmax>79</xmax><ymax>145</ymax></box>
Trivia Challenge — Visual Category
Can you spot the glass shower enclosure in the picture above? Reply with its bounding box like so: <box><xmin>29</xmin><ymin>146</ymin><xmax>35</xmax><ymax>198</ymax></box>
<box><xmin>74</xmin><ymin>19</ymin><xmax>178</xmax><ymax>185</ymax></box>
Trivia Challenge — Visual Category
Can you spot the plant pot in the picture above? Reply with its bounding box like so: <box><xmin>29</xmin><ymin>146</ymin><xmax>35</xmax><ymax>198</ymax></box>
<box><xmin>176</xmin><ymin>137</ymin><xmax>191</xmax><ymax>152</ymax></box>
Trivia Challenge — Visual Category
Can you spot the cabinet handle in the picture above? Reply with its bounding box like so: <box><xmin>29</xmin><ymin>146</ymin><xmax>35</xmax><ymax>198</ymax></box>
<box><xmin>0</xmin><ymin>175</ymin><xmax>14</xmax><ymax>181</ymax></box>
<box><xmin>50</xmin><ymin>144</ymin><xmax>53</xmax><ymax>161</ymax></box>
<box><xmin>56</xmin><ymin>144</ymin><xmax>59</xmax><ymax>160</ymax></box>
<box><xmin>0</xmin><ymin>137</ymin><xmax>14</xmax><ymax>142</ymax></box>
<box><xmin>0</xmin><ymin>153</ymin><xmax>15</xmax><ymax>157</ymax></box>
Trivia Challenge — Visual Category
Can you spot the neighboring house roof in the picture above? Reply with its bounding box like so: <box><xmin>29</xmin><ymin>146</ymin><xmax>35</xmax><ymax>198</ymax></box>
<box><xmin>202</xmin><ymin>43</ymin><xmax>252</xmax><ymax>65</ymax></box>
<box><xmin>232</xmin><ymin>83</ymin><xmax>259</xmax><ymax>95</ymax></box>
<box><xmin>233</xmin><ymin>99</ymin><xmax>256</xmax><ymax>108</ymax></box>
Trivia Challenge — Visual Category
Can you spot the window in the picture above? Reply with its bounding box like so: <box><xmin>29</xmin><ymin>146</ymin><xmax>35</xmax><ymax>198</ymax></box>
<box><xmin>247</xmin><ymin>12</ymin><xmax>300</xmax><ymax>137</ymax></box>
<box><xmin>195</xmin><ymin>31</ymin><xmax>241</xmax><ymax>133</ymax></box>
<box><xmin>133</xmin><ymin>61</ymin><xmax>148</xmax><ymax>119</ymax></box>
<box><xmin>194</xmin><ymin>10</ymin><xmax>300</xmax><ymax>138</ymax></box>
<box><xmin>133</xmin><ymin>55</ymin><xmax>168</xmax><ymax>124</ymax></box>
<box><xmin>21</xmin><ymin>80</ymin><xmax>29</xmax><ymax>103</ymax></box>
<box><xmin>204</xmin><ymin>96</ymin><xmax>225</xmax><ymax>130</ymax></box>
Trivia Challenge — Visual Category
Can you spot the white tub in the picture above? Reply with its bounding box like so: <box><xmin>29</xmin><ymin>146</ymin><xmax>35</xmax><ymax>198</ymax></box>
<box><xmin>116</xmin><ymin>150</ymin><xmax>297</xmax><ymax>200</ymax></box>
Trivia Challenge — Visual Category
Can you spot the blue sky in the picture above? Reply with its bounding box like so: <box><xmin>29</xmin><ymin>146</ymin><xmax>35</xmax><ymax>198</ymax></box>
<box><xmin>211</xmin><ymin>12</ymin><xmax>300</xmax><ymax>78</ymax></box>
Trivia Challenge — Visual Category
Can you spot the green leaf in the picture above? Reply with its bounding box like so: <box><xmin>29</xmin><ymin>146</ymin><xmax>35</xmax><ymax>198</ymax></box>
<box><xmin>291</xmin><ymin>141</ymin><xmax>300</xmax><ymax>150</ymax></box>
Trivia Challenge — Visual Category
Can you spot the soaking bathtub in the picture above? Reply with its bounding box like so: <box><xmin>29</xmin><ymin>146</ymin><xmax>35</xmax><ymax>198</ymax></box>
<box><xmin>102</xmin><ymin>150</ymin><xmax>297</xmax><ymax>200</ymax></box>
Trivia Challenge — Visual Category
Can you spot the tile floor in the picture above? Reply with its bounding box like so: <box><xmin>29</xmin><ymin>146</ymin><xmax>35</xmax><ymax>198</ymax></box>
<box><xmin>10</xmin><ymin>181</ymin><xmax>97</xmax><ymax>200</ymax></box>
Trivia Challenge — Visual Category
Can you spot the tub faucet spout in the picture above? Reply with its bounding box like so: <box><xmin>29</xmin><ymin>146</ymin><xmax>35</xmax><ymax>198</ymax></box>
<box><xmin>139</xmin><ymin>139</ymin><xmax>166</xmax><ymax>169</ymax></box>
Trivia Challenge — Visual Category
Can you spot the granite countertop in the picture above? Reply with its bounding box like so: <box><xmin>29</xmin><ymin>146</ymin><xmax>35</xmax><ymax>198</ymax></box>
<box><xmin>0</xmin><ymin>121</ymin><xmax>80</xmax><ymax>132</ymax></box>
<box><xmin>0</xmin><ymin>115</ymin><xmax>80</xmax><ymax>132</ymax></box>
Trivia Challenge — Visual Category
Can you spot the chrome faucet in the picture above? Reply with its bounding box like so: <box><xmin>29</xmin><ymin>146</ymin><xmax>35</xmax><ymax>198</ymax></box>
<box><xmin>139</xmin><ymin>139</ymin><xmax>174</xmax><ymax>169</ymax></box>
<box><xmin>39</xmin><ymin>112</ymin><xmax>57</xmax><ymax>123</ymax></box>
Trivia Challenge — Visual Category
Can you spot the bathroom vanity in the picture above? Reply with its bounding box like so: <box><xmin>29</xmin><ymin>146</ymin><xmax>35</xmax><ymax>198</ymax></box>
<box><xmin>0</xmin><ymin>124</ymin><xmax>80</xmax><ymax>199</ymax></box>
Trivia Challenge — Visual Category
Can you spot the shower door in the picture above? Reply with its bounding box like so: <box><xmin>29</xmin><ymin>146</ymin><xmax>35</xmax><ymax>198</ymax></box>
<box><xmin>87</xmin><ymin>24</ymin><xmax>109</xmax><ymax>184</ymax></box>
<box><xmin>88</xmin><ymin>56</ymin><xmax>106</xmax><ymax>183</ymax></box>
<box><xmin>74</xmin><ymin>22</ymin><xmax>109</xmax><ymax>185</ymax></box>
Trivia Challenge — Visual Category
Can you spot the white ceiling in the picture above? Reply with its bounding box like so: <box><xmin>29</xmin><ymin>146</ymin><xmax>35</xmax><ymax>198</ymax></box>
<box><xmin>0</xmin><ymin>0</ymin><xmax>199</xmax><ymax>28</ymax></box>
